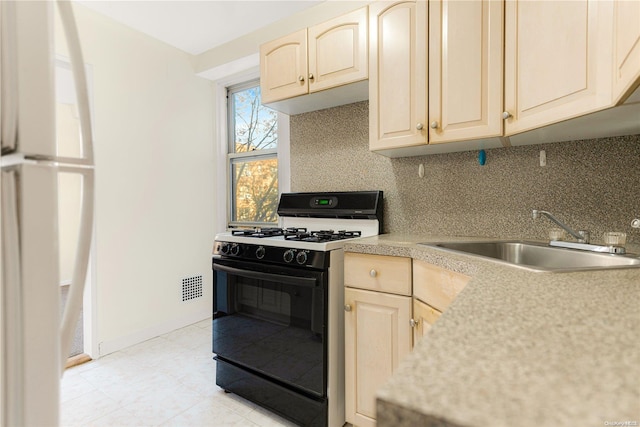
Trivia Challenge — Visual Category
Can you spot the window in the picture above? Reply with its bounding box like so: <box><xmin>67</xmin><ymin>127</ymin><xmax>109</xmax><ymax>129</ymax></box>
<box><xmin>227</xmin><ymin>80</ymin><xmax>279</xmax><ymax>226</ymax></box>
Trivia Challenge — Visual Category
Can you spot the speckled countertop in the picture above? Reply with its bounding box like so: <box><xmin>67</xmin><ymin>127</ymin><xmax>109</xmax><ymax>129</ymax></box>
<box><xmin>343</xmin><ymin>234</ymin><xmax>640</xmax><ymax>427</ymax></box>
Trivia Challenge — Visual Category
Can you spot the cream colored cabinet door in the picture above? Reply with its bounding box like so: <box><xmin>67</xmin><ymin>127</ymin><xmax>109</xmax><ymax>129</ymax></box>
<box><xmin>504</xmin><ymin>0</ymin><xmax>613</xmax><ymax>136</ymax></box>
<box><xmin>413</xmin><ymin>259</ymin><xmax>470</xmax><ymax>313</ymax></box>
<box><xmin>369</xmin><ymin>0</ymin><xmax>428</xmax><ymax>151</ymax></box>
<box><xmin>308</xmin><ymin>7</ymin><xmax>368</xmax><ymax>93</ymax></box>
<box><xmin>428</xmin><ymin>0</ymin><xmax>503</xmax><ymax>144</ymax></box>
<box><xmin>613</xmin><ymin>0</ymin><xmax>640</xmax><ymax>103</ymax></box>
<box><xmin>260</xmin><ymin>29</ymin><xmax>308</xmax><ymax>104</ymax></box>
<box><xmin>345</xmin><ymin>287</ymin><xmax>412</xmax><ymax>427</ymax></box>
<box><xmin>412</xmin><ymin>298</ymin><xmax>442</xmax><ymax>346</ymax></box>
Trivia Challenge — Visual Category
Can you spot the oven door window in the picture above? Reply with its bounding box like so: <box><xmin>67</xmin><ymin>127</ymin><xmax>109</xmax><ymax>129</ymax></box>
<box><xmin>213</xmin><ymin>260</ymin><xmax>326</xmax><ymax>397</ymax></box>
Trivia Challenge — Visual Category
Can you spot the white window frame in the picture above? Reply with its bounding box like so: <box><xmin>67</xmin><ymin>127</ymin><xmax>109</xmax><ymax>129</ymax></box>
<box><xmin>214</xmin><ymin>66</ymin><xmax>290</xmax><ymax>234</ymax></box>
<box><xmin>227</xmin><ymin>80</ymin><xmax>278</xmax><ymax>228</ymax></box>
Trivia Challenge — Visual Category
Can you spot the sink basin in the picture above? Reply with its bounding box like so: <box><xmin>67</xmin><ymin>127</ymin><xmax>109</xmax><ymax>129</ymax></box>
<box><xmin>419</xmin><ymin>240</ymin><xmax>640</xmax><ymax>272</ymax></box>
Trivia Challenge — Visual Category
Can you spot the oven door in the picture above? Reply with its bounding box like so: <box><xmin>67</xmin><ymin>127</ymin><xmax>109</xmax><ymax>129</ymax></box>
<box><xmin>212</xmin><ymin>256</ymin><xmax>327</xmax><ymax>398</ymax></box>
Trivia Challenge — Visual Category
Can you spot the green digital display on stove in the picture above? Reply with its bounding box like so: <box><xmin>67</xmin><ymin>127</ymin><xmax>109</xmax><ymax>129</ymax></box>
<box><xmin>318</xmin><ymin>199</ymin><xmax>330</xmax><ymax>205</ymax></box>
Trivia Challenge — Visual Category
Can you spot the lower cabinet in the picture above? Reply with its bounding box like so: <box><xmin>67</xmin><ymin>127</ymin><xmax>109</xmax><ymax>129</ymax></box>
<box><xmin>344</xmin><ymin>252</ymin><xmax>412</xmax><ymax>427</ymax></box>
<box><xmin>344</xmin><ymin>253</ymin><xmax>471</xmax><ymax>427</ymax></box>
<box><xmin>344</xmin><ymin>287</ymin><xmax>412</xmax><ymax>427</ymax></box>
<box><xmin>412</xmin><ymin>297</ymin><xmax>442</xmax><ymax>344</ymax></box>
<box><xmin>413</xmin><ymin>259</ymin><xmax>471</xmax><ymax>312</ymax></box>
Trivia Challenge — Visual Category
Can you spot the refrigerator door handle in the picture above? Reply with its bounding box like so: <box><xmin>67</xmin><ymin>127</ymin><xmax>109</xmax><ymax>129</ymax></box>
<box><xmin>58</xmin><ymin>166</ymin><xmax>94</xmax><ymax>374</ymax></box>
<box><xmin>56</xmin><ymin>0</ymin><xmax>94</xmax><ymax>164</ymax></box>
<box><xmin>0</xmin><ymin>1</ymin><xmax>19</xmax><ymax>154</ymax></box>
<box><xmin>1</xmin><ymin>169</ymin><xmax>26</xmax><ymax>426</ymax></box>
<box><xmin>56</xmin><ymin>0</ymin><xmax>95</xmax><ymax>374</ymax></box>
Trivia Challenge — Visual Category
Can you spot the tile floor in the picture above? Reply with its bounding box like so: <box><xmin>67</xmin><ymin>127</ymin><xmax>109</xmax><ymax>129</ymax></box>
<box><xmin>60</xmin><ymin>318</ymin><xmax>297</xmax><ymax>426</ymax></box>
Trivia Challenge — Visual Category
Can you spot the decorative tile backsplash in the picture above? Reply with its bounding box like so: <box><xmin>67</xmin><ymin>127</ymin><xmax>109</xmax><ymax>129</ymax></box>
<box><xmin>290</xmin><ymin>101</ymin><xmax>640</xmax><ymax>243</ymax></box>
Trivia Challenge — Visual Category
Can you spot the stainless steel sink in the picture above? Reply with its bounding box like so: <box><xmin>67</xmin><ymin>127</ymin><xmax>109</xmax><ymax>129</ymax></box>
<box><xmin>418</xmin><ymin>240</ymin><xmax>640</xmax><ymax>272</ymax></box>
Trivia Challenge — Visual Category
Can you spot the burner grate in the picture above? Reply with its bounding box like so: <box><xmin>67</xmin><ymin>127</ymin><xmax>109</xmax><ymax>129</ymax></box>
<box><xmin>283</xmin><ymin>228</ymin><xmax>308</xmax><ymax>240</ymax></box>
<box><xmin>231</xmin><ymin>227</ymin><xmax>284</xmax><ymax>238</ymax></box>
<box><xmin>284</xmin><ymin>229</ymin><xmax>362</xmax><ymax>243</ymax></box>
<box><xmin>227</xmin><ymin>227</ymin><xmax>362</xmax><ymax>243</ymax></box>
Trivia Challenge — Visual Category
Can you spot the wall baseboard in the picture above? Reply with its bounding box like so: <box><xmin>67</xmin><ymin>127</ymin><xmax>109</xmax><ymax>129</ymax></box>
<box><xmin>97</xmin><ymin>309</ymin><xmax>210</xmax><ymax>357</ymax></box>
<box><xmin>65</xmin><ymin>353</ymin><xmax>92</xmax><ymax>369</ymax></box>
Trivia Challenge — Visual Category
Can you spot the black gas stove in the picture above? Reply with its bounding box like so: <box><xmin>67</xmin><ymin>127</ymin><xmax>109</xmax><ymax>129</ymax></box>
<box><xmin>212</xmin><ymin>191</ymin><xmax>384</xmax><ymax>427</ymax></box>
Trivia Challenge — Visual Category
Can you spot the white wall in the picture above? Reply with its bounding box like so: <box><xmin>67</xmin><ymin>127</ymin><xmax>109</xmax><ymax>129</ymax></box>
<box><xmin>55</xmin><ymin>4</ymin><xmax>215</xmax><ymax>355</ymax></box>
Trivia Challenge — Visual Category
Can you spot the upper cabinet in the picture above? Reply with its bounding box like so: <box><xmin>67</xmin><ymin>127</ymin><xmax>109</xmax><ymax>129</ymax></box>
<box><xmin>368</xmin><ymin>0</ymin><xmax>640</xmax><ymax>157</ymax></box>
<box><xmin>370</xmin><ymin>0</ymin><xmax>505</xmax><ymax>155</ymax></box>
<box><xmin>428</xmin><ymin>0</ymin><xmax>504</xmax><ymax>144</ymax></box>
<box><xmin>612</xmin><ymin>0</ymin><xmax>640</xmax><ymax>104</ymax></box>
<box><xmin>503</xmin><ymin>0</ymin><xmax>613</xmax><ymax>136</ymax></box>
<box><xmin>257</xmin><ymin>0</ymin><xmax>640</xmax><ymax>154</ymax></box>
<box><xmin>369</xmin><ymin>0</ymin><xmax>427</xmax><ymax>152</ymax></box>
<box><xmin>260</xmin><ymin>29</ymin><xmax>308</xmax><ymax>104</ymax></box>
<box><xmin>260</xmin><ymin>7</ymin><xmax>369</xmax><ymax>114</ymax></box>
<box><xmin>308</xmin><ymin>8</ymin><xmax>368</xmax><ymax>93</ymax></box>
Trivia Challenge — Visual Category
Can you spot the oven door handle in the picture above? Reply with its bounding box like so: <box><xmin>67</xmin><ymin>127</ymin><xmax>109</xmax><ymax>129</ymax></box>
<box><xmin>213</xmin><ymin>263</ymin><xmax>320</xmax><ymax>288</ymax></box>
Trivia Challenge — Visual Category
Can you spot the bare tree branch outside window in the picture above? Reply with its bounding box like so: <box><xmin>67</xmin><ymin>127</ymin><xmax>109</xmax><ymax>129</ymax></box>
<box><xmin>229</xmin><ymin>84</ymin><xmax>278</xmax><ymax>224</ymax></box>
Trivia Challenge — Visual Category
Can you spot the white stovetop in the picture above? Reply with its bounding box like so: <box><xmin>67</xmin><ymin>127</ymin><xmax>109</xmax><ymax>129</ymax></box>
<box><xmin>215</xmin><ymin>217</ymin><xmax>380</xmax><ymax>252</ymax></box>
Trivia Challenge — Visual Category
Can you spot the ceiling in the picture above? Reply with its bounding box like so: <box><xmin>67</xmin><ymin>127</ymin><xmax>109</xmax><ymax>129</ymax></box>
<box><xmin>77</xmin><ymin>0</ymin><xmax>324</xmax><ymax>55</ymax></box>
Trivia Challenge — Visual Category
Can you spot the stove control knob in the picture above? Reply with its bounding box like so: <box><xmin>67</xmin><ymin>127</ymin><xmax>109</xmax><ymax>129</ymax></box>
<box><xmin>296</xmin><ymin>251</ymin><xmax>308</xmax><ymax>265</ymax></box>
<box><xmin>255</xmin><ymin>246</ymin><xmax>266</xmax><ymax>260</ymax></box>
<box><xmin>283</xmin><ymin>249</ymin><xmax>296</xmax><ymax>263</ymax></box>
<box><xmin>230</xmin><ymin>244</ymin><xmax>241</xmax><ymax>256</ymax></box>
<box><xmin>220</xmin><ymin>243</ymin><xmax>231</xmax><ymax>255</ymax></box>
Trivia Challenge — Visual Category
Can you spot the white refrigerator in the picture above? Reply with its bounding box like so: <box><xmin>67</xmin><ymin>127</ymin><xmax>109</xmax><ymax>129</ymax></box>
<box><xmin>1</xmin><ymin>2</ymin><xmax>94</xmax><ymax>426</ymax></box>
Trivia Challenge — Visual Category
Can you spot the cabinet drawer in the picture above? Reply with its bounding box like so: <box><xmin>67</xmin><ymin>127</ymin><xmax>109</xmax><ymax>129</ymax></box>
<box><xmin>344</xmin><ymin>253</ymin><xmax>412</xmax><ymax>296</ymax></box>
<box><xmin>413</xmin><ymin>259</ymin><xmax>470</xmax><ymax>312</ymax></box>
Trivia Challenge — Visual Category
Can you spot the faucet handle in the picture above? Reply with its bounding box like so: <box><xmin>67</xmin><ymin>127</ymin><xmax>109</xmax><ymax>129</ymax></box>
<box><xmin>632</xmin><ymin>219</ymin><xmax>640</xmax><ymax>229</ymax></box>
<box><xmin>577</xmin><ymin>230</ymin><xmax>590</xmax><ymax>244</ymax></box>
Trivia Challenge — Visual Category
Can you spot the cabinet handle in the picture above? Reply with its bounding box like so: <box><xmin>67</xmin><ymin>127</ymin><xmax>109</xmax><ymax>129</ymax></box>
<box><xmin>309</xmin><ymin>73</ymin><xmax>314</xmax><ymax>80</ymax></box>
<box><xmin>369</xmin><ymin>269</ymin><xmax>377</xmax><ymax>278</ymax></box>
<box><xmin>344</xmin><ymin>304</ymin><xmax>352</xmax><ymax>312</ymax></box>
<box><xmin>416</xmin><ymin>123</ymin><xmax>424</xmax><ymax>130</ymax></box>
<box><xmin>410</xmin><ymin>318</ymin><xmax>419</xmax><ymax>328</ymax></box>
<box><xmin>430</xmin><ymin>121</ymin><xmax>438</xmax><ymax>129</ymax></box>
<box><xmin>298</xmin><ymin>75</ymin><xmax>305</xmax><ymax>82</ymax></box>
<box><xmin>502</xmin><ymin>111</ymin><xmax>512</xmax><ymax>120</ymax></box>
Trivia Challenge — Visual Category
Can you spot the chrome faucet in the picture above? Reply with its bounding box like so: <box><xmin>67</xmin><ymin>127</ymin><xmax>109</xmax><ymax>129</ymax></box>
<box><xmin>532</xmin><ymin>209</ymin><xmax>589</xmax><ymax>243</ymax></box>
<box><xmin>532</xmin><ymin>209</ymin><xmax>626</xmax><ymax>254</ymax></box>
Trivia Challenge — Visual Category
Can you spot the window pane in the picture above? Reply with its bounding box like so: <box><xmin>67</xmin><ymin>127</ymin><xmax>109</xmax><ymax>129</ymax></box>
<box><xmin>232</xmin><ymin>86</ymin><xmax>277</xmax><ymax>153</ymax></box>
<box><xmin>232</xmin><ymin>157</ymin><xmax>278</xmax><ymax>223</ymax></box>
